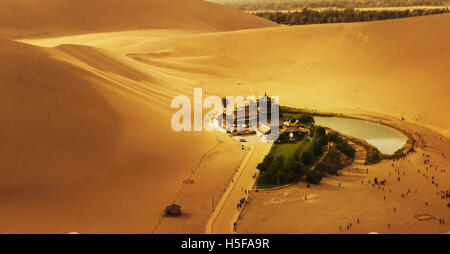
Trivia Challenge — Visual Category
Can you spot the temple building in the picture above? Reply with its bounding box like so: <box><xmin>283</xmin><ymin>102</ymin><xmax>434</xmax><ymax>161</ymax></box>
<box><xmin>216</xmin><ymin>95</ymin><xmax>281</xmax><ymax>137</ymax></box>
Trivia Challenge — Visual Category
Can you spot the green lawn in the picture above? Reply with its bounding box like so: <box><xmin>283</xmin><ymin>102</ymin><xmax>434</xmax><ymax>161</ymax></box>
<box><xmin>257</xmin><ymin>136</ymin><xmax>321</xmax><ymax>188</ymax></box>
<box><xmin>271</xmin><ymin>139</ymin><xmax>306</xmax><ymax>160</ymax></box>
<box><xmin>271</xmin><ymin>137</ymin><xmax>318</xmax><ymax>163</ymax></box>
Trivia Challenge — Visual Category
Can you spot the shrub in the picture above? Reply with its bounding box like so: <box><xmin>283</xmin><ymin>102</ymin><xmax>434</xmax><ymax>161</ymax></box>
<box><xmin>289</xmin><ymin>160</ymin><xmax>306</xmax><ymax>179</ymax></box>
<box><xmin>306</xmin><ymin>170</ymin><xmax>323</xmax><ymax>184</ymax></box>
<box><xmin>318</xmin><ymin>134</ymin><xmax>329</xmax><ymax>146</ymax></box>
<box><xmin>315</xmin><ymin>126</ymin><xmax>326</xmax><ymax>136</ymax></box>
<box><xmin>336</xmin><ymin>139</ymin><xmax>355</xmax><ymax>158</ymax></box>
<box><xmin>301</xmin><ymin>151</ymin><xmax>314</xmax><ymax>165</ymax></box>
<box><xmin>257</xmin><ymin>171</ymin><xmax>277</xmax><ymax>186</ymax></box>
<box><xmin>316</xmin><ymin>160</ymin><xmax>342</xmax><ymax>175</ymax></box>
<box><xmin>315</xmin><ymin>146</ymin><xmax>346</xmax><ymax>175</ymax></box>
<box><xmin>257</xmin><ymin>154</ymin><xmax>274</xmax><ymax>172</ymax></box>
<box><xmin>298</xmin><ymin>114</ymin><xmax>315</xmax><ymax>124</ymax></box>
<box><xmin>271</xmin><ymin>155</ymin><xmax>286</xmax><ymax>170</ymax></box>
<box><xmin>293</xmin><ymin>131</ymin><xmax>305</xmax><ymax>141</ymax></box>
<box><xmin>327</xmin><ymin>132</ymin><xmax>341</xmax><ymax>143</ymax></box>
<box><xmin>327</xmin><ymin>147</ymin><xmax>340</xmax><ymax>160</ymax></box>
<box><xmin>338</xmin><ymin>145</ymin><xmax>355</xmax><ymax>158</ymax></box>
<box><xmin>312</xmin><ymin>141</ymin><xmax>323</xmax><ymax>156</ymax></box>
<box><xmin>343</xmin><ymin>147</ymin><xmax>356</xmax><ymax>158</ymax></box>
<box><xmin>393</xmin><ymin>150</ymin><xmax>405</xmax><ymax>158</ymax></box>
<box><xmin>277</xmin><ymin>167</ymin><xmax>301</xmax><ymax>185</ymax></box>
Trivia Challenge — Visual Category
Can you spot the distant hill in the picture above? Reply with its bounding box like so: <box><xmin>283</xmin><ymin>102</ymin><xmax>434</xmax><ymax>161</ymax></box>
<box><xmin>0</xmin><ymin>0</ymin><xmax>276</xmax><ymax>39</ymax></box>
<box><xmin>207</xmin><ymin>0</ymin><xmax>450</xmax><ymax>9</ymax></box>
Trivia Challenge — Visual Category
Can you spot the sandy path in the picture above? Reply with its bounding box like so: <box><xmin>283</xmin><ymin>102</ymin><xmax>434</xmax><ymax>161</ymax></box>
<box><xmin>153</xmin><ymin>133</ymin><xmax>248</xmax><ymax>234</ymax></box>
<box><xmin>207</xmin><ymin>143</ymin><xmax>272</xmax><ymax>234</ymax></box>
<box><xmin>345</xmin><ymin>141</ymin><xmax>368</xmax><ymax>172</ymax></box>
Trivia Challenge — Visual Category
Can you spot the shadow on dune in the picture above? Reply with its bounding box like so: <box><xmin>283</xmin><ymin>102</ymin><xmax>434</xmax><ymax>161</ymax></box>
<box><xmin>0</xmin><ymin>39</ymin><xmax>124</xmax><ymax>187</ymax></box>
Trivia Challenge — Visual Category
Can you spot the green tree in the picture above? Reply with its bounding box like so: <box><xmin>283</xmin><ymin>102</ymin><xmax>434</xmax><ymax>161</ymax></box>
<box><xmin>257</xmin><ymin>154</ymin><xmax>273</xmax><ymax>172</ymax></box>
<box><xmin>302</xmin><ymin>151</ymin><xmax>314</xmax><ymax>165</ymax></box>
<box><xmin>298</xmin><ymin>114</ymin><xmax>315</xmax><ymax>124</ymax></box>
<box><xmin>306</xmin><ymin>170</ymin><xmax>323</xmax><ymax>184</ymax></box>
<box><xmin>318</xmin><ymin>134</ymin><xmax>329</xmax><ymax>146</ymax></box>
<box><xmin>315</xmin><ymin>126</ymin><xmax>326</xmax><ymax>136</ymax></box>
<box><xmin>312</xmin><ymin>141</ymin><xmax>323</xmax><ymax>156</ymax></box>
<box><xmin>289</xmin><ymin>160</ymin><xmax>306</xmax><ymax>179</ymax></box>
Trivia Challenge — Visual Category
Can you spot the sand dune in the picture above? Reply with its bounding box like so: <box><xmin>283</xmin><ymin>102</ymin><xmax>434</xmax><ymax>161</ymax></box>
<box><xmin>0</xmin><ymin>0</ymin><xmax>275</xmax><ymax>39</ymax></box>
<box><xmin>0</xmin><ymin>39</ymin><xmax>244</xmax><ymax>233</ymax></box>
<box><xmin>1</xmin><ymin>0</ymin><xmax>449</xmax><ymax>233</ymax></box>
<box><xmin>125</xmin><ymin>14</ymin><xmax>450</xmax><ymax>137</ymax></box>
<box><xmin>0</xmin><ymin>0</ymin><xmax>273</xmax><ymax>233</ymax></box>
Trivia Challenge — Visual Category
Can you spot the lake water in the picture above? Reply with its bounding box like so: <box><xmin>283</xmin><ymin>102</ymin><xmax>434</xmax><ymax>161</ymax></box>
<box><xmin>314</xmin><ymin>116</ymin><xmax>408</xmax><ymax>154</ymax></box>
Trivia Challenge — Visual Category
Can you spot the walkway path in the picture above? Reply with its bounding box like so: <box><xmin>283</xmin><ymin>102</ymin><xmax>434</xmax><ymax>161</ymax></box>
<box><xmin>206</xmin><ymin>142</ymin><xmax>272</xmax><ymax>234</ymax></box>
<box><xmin>345</xmin><ymin>142</ymin><xmax>368</xmax><ymax>173</ymax></box>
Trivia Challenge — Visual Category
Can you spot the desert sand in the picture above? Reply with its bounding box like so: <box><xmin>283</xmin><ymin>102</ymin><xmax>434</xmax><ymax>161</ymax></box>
<box><xmin>238</xmin><ymin>112</ymin><xmax>450</xmax><ymax>234</ymax></box>
<box><xmin>0</xmin><ymin>0</ymin><xmax>274</xmax><ymax>233</ymax></box>
<box><xmin>0</xmin><ymin>0</ymin><xmax>449</xmax><ymax>233</ymax></box>
<box><xmin>0</xmin><ymin>0</ymin><xmax>274</xmax><ymax>39</ymax></box>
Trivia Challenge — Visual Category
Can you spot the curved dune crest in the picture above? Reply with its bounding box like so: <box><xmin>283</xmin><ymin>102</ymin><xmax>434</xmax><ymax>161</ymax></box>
<box><xmin>0</xmin><ymin>0</ymin><xmax>276</xmax><ymax>39</ymax></box>
<box><xmin>0</xmin><ymin>39</ymin><xmax>238</xmax><ymax>233</ymax></box>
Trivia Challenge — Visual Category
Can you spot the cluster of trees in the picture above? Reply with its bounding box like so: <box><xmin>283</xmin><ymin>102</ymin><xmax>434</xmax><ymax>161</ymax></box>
<box><xmin>257</xmin><ymin>126</ymin><xmax>331</xmax><ymax>186</ymax></box>
<box><xmin>256</xmin><ymin>153</ymin><xmax>307</xmax><ymax>186</ymax></box>
<box><xmin>316</xmin><ymin>147</ymin><xmax>347</xmax><ymax>175</ymax></box>
<box><xmin>328</xmin><ymin>132</ymin><xmax>356</xmax><ymax>158</ymax></box>
<box><xmin>219</xmin><ymin>0</ymin><xmax>450</xmax><ymax>11</ymax></box>
<box><xmin>297</xmin><ymin>114</ymin><xmax>315</xmax><ymax>124</ymax></box>
<box><xmin>282</xmin><ymin>113</ymin><xmax>315</xmax><ymax>125</ymax></box>
<box><xmin>258</xmin><ymin>135</ymin><xmax>324</xmax><ymax>186</ymax></box>
<box><xmin>257</xmin><ymin>127</ymin><xmax>357</xmax><ymax>187</ymax></box>
<box><xmin>306</xmin><ymin>130</ymin><xmax>355</xmax><ymax>184</ymax></box>
<box><xmin>254</xmin><ymin>7</ymin><xmax>449</xmax><ymax>25</ymax></box>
